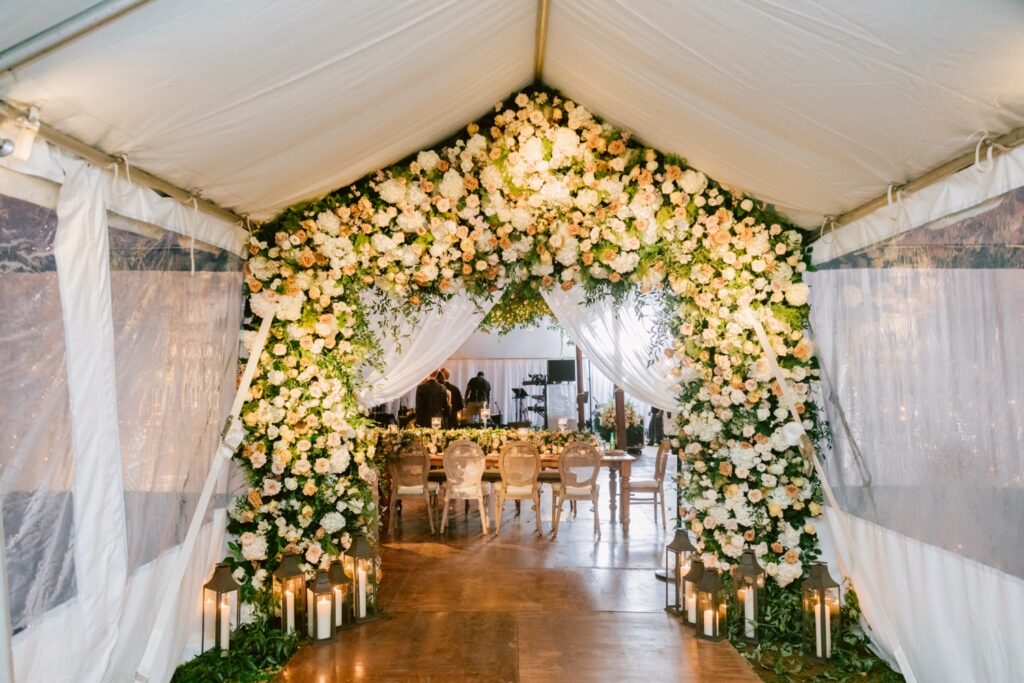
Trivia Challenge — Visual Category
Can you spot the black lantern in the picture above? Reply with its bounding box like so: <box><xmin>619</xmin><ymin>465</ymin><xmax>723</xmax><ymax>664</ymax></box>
<box><xmin>345</xmin><ymin>534</ymin><xmax>379</xmax><ymax>623</ymax></box>
<box><xmin>272</xmin><ymin>552</ymin><xmax>307</xmax><ymax>634</ymax></box>
<box><xmin>730</xmin><ymin>550</ymin><xmax>766</xmax><ymax>644</ymax></box>
<box><xmin>305</xmin><ymin>569</ymin><xmax>337</xmax><ymax>643</ymax></box>
<box><xmin>695</xmin><ymin>569</ymin><xmax>728</xmax><ymax>641</ymax></box>
<box><xmin>201</xmin><ymin>562</ymin><xmax>240</xmax><ymax>654</ymax></box>
<box><xmin>664</xmin><ymin>528</ymin><xmax>697</xmax><ymax>615</ymax></box>
<box><xmin>680</xmin><ymin>559</ymin><xmax>705</xmax><ymax>627</ymax></box>
<box><xmin>802</xmin><ymin>562</ymin><xmax>841</xmax><ymax>659</ymax></box>
<box><xmin>328</xmin><ymin>558</ymin><xmax>350</xmax><ymax>628</ymax></box>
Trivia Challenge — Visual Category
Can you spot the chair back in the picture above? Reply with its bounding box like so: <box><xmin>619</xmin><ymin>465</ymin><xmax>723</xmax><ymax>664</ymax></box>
<box><xmin>393</xmin><ymin>440</ymin><xmax>430</xmax><ymax>489</ymax></box>
<box><xmin>655</xmin><ymin>439</ymin><xmax>671</xmax><ymax>483</ymax></box>
<box><xmin>442</xmin><ymin>439</ymin><xmax>486</xmax><ymax>489</ymax></box>
<box><xmin>559</xmin><ymin>440</ymin><xmax>601</xmax><ymax>489</ymax></box>
<box><xmin>498</xmin><ymin>441</ymin><xmax>540</xmax><ymax>489</ymax></box>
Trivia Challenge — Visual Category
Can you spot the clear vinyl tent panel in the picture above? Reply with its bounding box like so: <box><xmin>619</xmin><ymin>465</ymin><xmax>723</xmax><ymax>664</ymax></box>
<box><xmin>0</xmin><ymin>186</ymin><xmax>77</xmax><ymax>634</ymax></box>
<box><xmin>807</xmin><ymin>184</ymin><xmax>1024</xmax><ymax>681</ymax></box>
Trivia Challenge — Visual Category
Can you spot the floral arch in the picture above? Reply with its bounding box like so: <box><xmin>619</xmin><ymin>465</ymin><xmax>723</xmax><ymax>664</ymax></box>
<box><xmin>230</xmin><ymin>88</ymin><xmax>825</xmax><ymax>603</ymax></box>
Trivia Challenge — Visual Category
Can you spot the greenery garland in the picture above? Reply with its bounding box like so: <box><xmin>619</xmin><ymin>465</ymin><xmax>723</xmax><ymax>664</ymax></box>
<box><xmin>229</xmin><ymin>86</ymin><xmax>826</xmax><ymax>608</ymax></box>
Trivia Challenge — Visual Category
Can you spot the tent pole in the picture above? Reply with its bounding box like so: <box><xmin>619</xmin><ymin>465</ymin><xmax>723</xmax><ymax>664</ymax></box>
<box><xmin>0</xmin><ymin>100</ymin><xmax>245</xmax><ymax>226</ymax></box>
<box><xmin>0</xmin><ymin>0</ymin><xmax>152</xmax><ymax>73</ymax></box>
<box><xmin>0</xmin><ymin>509</ymin><xmax>15</xmax><ymax>683</ymax></box>
<box><xmin>533</xmin><ymin>0</ymin><xmax>551</xmax><ymax>84</ymax></box>
<box><xmin>831</xmin><ymin>124</ymin><xmax>1024</xmax><ymax>230</ymax></box>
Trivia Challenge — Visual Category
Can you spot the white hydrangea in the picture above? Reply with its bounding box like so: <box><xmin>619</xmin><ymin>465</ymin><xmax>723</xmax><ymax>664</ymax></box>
<box><xmin>438</xmin><ymin>169</ymin><xmax>465</xmax><ymax>200</ymax></box>
<box><xmin>417</xmin><ymin>149</ymin><xmax>440</xmax><ymax>171</ymax></box>
<box><xmin>321</xmin><ymin>511</ymin><xmax>346</xmax><ymax>534</ymax></box>
<box><xmin>379</xmin><ymin>178</ymin><xmax>406</xmax><ymax>204</ymax></box>
<box><xmin>240</xmin><ymin>532</ymin><xmax>268</xmax><ymax>561</ymax></box>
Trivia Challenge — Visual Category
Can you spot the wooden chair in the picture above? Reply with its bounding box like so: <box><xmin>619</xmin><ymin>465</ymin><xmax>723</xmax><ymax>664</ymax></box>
<box><xmin>440</xmin><ymin>439</ymin><xmax>489</xmax><ymax>534</ymax></box>
<box><xmin>495</xmin><ymin>441</ymin><xmax>543</xmax><ymax>535</ymax></box>
<box><xmin>551</xmin><ymin>440</ymin><xmax>601</xmax><ymax>538</ymax></box>
<box><xmin>629</xmin><ymin>439</ymin><xmax>671</xmax><ymax>526</ymax></box>
<box><xmin>388</xmin><ymin>440</ymin><xmax>439</xmax><ymax>534</ymax></box>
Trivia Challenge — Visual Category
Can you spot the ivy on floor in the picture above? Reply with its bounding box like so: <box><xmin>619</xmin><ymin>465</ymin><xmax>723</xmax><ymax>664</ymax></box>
<box><xmin>733</xmin><ymin>584</ymin><xmax>904</xmax><ymax>683</ymax></box>
<box><xmin>171</xmin><ymin>619</ymin><xmax>298</xmax><ymax>683</ymax></box>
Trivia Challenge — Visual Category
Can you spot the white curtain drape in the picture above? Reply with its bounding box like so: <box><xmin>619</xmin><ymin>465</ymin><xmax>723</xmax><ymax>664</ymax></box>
<box><xmin>807</xmin><ymin>159</ymin><xmax>1024</xmax><ymax>681</ymax></box>
<box><xmin>542</xmin><ymin>287</ymin><xmax>678</xmax><ymax>411</ymax></box>
<box><xmin>0</xmin><ymin>145</ymin><xmax>243</xmax><ymax>683</ymax></box>
<box><xmin>360</xmin><ymin>291</ymin><xmax>494</xmax><ymax>406</ymax></box>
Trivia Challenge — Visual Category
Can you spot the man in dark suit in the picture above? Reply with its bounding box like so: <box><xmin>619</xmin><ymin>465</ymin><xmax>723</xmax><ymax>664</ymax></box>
<box><xmin>414</xmin><ymin>373</ymin><xmax>449</xmax><ymax>427</ymax></box>
<box><xmin>464</xmin><ymin>371</ymin><xmax>491</xmax><ymax>423</ymax></box>
<box><xmin>439</xmin><ymin>368</ymin><xmax>463</xmax><ymax>428</ymax></box>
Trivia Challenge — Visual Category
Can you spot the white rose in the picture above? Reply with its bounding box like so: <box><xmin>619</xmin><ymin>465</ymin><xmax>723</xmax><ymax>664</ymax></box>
<box><xmin>785</xmin><ymin>282</ymin><xmax>810</xmax><ymax>307</ymax></box>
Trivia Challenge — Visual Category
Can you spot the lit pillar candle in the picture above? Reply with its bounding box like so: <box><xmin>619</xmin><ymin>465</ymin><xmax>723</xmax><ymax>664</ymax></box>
<box><xmin>203</xmin><ymin>595</ymin><xmax>215</xmax><ymax>651</ymax></box>
<box><xmin>357</xmin><ymin>566</ymin><xmax>367</xmax><ymax>618</ymax></box>
<box><xmin>685</xmin><ymin>584</ymin><xmax>696</xmax><ymax>624</ymax></box>
<box><xmin>316</xmin><ymin>596</ymin><xmax>331</xmax><ymax>639</ymax></box>
<box><xmin>814</xmin><ymin>598</ymin><xmax>829</xmax><ymax>657</ymax></box>
<box><xmin>518</xmin><ymin>427</ymin><xmax>529</xmax><ymax>439</ymax></box>
<box><xmin>306</xmin><ymin>589</ymin><xmax>314</xmax><ymax>635</ymax></box>
<box><xmin>284</xmin><ymin>589</ymin><xmax>295</xmax><ymax>633</ymax></box>
<box><xmin>743</xmin><ymin>587</ymin><xmax>755</xmax><ymax>639</ymax></box>
<box><xmin>333</xmin><ymin>586</ymin><xmax>344</xmax><ymax>626</ymax></box>
<box><xmin>703</xmin><ymin>609</ymin><xmax>714</xmax><ymax>637</ymax></box>
<box><xmin>219</xmin><ymin>597</ymin><xmax>230</xmax><ymax>652</ymax></box>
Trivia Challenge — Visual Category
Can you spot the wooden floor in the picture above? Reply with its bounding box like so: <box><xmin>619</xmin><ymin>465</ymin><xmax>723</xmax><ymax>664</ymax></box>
<box><xmin>276</xmin><ymin>446</ymin><xmax>759</xmax><ymax>683</ymax></box>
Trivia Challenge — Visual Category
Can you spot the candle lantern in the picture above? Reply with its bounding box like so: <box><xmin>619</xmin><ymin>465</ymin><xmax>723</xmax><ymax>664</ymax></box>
<box><xmin>328</xmin><ymin>558</ymin><xmax>349</xmax><ymax>628</ymax></box>
<box><xmin>305</xmin><ymin>569</ymin><xmax>337</xmax><ymax>643</ymax></box>
<box><xmin>345</xmin><ymin>534</ymin><xmax>380</xmax><ymax>623</ymax></box>
<box><xmin>272</xmin><ymin>552</ymin><xmax>307</xmax><ymax>634</ymax></box>
<box><xmin>201</xmin><ymin>562</ymin><xmax>240</xmax><ymax>655</ymax></box>
<box><xmin>694</xmin><ymin>569</ymin><xmax>728</xmax><ymax>641</ymax></box>
<box><xmin>730</xmin><ymin>550</ymin><xmax>766</xmax><ymax>644</ymax></box>
<box><xmin>557</xmin><ymin>417</ymin><xmax>568</xmax><ymax>433</ymax></box>
<box><xmin>517</xmin><ymin>427</ymin><xmax>529</xmax><ymax>439</ymax></box>
<box><xmin>802</xmin><ymin>562</ymin><xmax>841</xmax><ymax>659</ymax></box>
<box><xmin>680</xmin><ymin>559</ymin><xmax>705</xmax><ymax>627</ymax></box>
<box><xmin>480</xmin><ymin>407</ymin><xmax>491</xmax><ymax>425</ymax></box>
<box><xmin>431</xmin><ymin>416</ymin><xmax>442</xmax><ymax>430</ymax></box>
<box><xmin>664</xmin><ymin>528</ymin><xmax>697</xmax><ymax>615</ymax></box>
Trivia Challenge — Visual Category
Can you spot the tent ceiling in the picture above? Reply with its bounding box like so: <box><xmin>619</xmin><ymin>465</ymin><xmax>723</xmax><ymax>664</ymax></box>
<box><xmin>2</xmin><ymin>0</ymin><xmax>1023</xmax><ymax>228</ymax></box>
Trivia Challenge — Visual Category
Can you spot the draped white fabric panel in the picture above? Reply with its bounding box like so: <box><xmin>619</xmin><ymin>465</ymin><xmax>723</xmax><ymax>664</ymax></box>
<box><xmin>807</xmin><ymin>163</ymin><xmax>1024</xmax><ymax>680</ymax></box>
<box><xmin>542</xmin><ymin>287</ymin><xmax>678</xmax><ymax>411</ymax></box>
<box><xmin>0</xmin><ymin>151</ymin><xmax>242</xmax><ymax>682</ymax></box>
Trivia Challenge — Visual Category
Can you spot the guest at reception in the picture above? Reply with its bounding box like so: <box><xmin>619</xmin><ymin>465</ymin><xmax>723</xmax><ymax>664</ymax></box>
<box><xmin>439</xmin><ymin>368</ymin><xmax>463</xmax><ymax>428</ymax></box>
<box><xmin>464</xmin><ymin>371</ymin><xmax>491</xmax><ymax>422</ymax></box>
<box><xmin>414</xmin><ymin>373</ymin><xmax>450</xmax><ymax>427</ymax></box>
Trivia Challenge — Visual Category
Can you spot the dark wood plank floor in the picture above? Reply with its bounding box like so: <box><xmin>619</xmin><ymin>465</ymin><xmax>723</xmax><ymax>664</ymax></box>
<box><xmin>276</xmin><ymin>447</ymin><xmax>759</xmax><ymax>683</ymax></box>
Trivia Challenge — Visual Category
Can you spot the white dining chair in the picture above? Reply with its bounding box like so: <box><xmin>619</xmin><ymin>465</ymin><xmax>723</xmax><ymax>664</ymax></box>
<box><xmin>494</xmin><ymin>441</ymin><xmax>543</xmax><ymax>535</ymax></box>
<box><xmin>440</xmin><ymin>439</ymin><xmax>489</xmax><ymax>534</ymax></box>
<box><xmin>551</xmin><ymin>440</ymin><xmax>602</xmax><ymax>538</ymax></box>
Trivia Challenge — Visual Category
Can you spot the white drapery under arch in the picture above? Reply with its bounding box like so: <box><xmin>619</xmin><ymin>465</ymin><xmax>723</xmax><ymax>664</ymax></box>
<box><xmin>359</xmin><ymin>291</ymin><xmax>495</xmax><ymax>406</ymax></box>
<box><xmin>542</xmin><ymin>287</ymin><xmax>679</xmax><ymax>411</ymax></box>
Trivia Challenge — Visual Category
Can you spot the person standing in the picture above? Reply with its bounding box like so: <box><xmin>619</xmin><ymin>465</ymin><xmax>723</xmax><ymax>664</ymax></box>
<box><xmin>415</xmin><ymin>373</ymin><xmax>450</xmax><ymax>427</ymax></box>
<box><xmin>439</xmin><ymin>368</ymin><xmax>463</xmax><ymax>428</ymax></box>
<box><xmin>464</xmin><ymin>371</ymin><xmax>491</xmax><ymax>423</ymax></box>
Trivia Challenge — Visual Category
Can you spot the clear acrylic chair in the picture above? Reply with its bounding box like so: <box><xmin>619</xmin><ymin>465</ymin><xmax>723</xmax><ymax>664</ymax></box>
<box><xmin>629</xmin><ymin>439</ymin><xmax>670</xmax><ymax>526</ymax></box>
<box><xmin>388</xmin><ymin>439</ymin><xmax>439</xmax><ymax>534</ymax></box>
<box><xmin>495</xmin><ymin>441</ymin><xmax>542</xmax><ymax>535</ymax></box>
<box><xmin>440</xmin><ymin>439</ymin><xmax>489</xmax><ymax>534</ymax></box>
<box><xmin>551</xmin><ymin>440</ymin><xmax>602</xmax><ymax>538</ymax></box>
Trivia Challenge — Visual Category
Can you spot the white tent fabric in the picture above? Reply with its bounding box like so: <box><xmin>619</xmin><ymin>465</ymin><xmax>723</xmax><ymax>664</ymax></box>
<box><xmin>807</xmin><ymin>154</ymin><xmax>1024</xmax><ymax>680</ymax></box>
<box><xmin>542</xmin><ymin>287</ymin><xmax>679</xmax><ymax>411</ymax></box>
<box><xmin>360</xmin><ymin>291</ymin><xmax>495</xmax><ymax>406</ymax></box>
<box><xmin>0</xmin><ymin>147</ymin><xmax>242</xmax><ymax>682</ymax></box>
<box><xmin>2</xmin><ymin>1</ymin><xmax>1024</xmax><ymax>227</ymax></box>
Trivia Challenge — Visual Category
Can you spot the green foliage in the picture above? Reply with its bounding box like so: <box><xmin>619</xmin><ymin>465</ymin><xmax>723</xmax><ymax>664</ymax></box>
<box><xmin>732</xmin><ymin>584</ymin><xmax>904</xmax><ymax>683</ymax></box>
<box><xmin>171</xmin><ymin>618</ymin><xmax>299</xmax><ymax>683</ymax></box>
<box><xmin>478</xmin><ymin>280</ymin><xmax>558</xmax><ymax>335</ymax></box>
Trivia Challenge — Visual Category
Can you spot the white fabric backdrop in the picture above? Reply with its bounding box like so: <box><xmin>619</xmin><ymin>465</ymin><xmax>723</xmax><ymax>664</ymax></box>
<box><xmin>543</xmin><ymin>287</ymin><xmax>678</xmax><ymax>411</ymax></box>
<box><xmin>360</xmin><ymin>291</ymin><xmax>494</xmax><ymax>406</ymax></box>
<box><xmin>808</xmin><ymin>164</ymin><xmax>1024</xmax><ymax>681</ymax></box>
